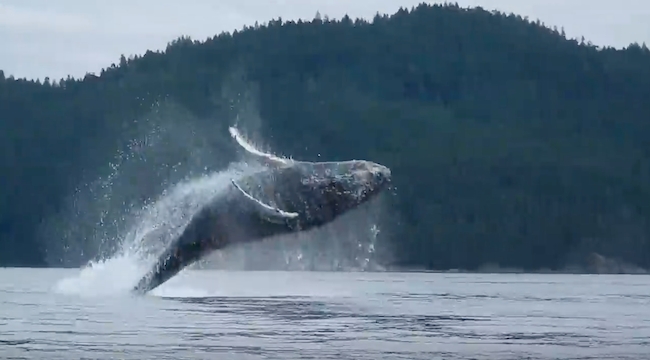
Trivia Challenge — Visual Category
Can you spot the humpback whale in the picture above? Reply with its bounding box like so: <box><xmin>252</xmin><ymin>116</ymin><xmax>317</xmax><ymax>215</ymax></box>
<box><xmin>131</xmin><ymin>127</ymin><xmax>391</xmax><ymax>294</ymax></box>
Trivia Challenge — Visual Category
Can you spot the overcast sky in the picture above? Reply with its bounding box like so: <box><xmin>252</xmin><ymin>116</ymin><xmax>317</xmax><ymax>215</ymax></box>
<box><xmin>1</xmin><ymin>0</ymin><xmax>648</xmax><ymax>81</ymax></box>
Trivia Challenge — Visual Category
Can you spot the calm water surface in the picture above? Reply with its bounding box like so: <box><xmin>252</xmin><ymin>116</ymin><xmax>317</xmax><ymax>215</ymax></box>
<box><xmin>1</xmin><ymin>268</ymin><xmax>649</xmax><ymax>359</ymax></box>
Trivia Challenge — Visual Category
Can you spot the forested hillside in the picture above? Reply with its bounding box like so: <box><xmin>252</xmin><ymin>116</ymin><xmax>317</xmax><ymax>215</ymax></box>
<box><xmin>1</xmin><ymin>3</ymin><xmax>650</xmax><ymax>271</ymax></box>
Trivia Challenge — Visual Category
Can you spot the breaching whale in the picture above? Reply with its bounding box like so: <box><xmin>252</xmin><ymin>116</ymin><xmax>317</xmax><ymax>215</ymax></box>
<box><xmin>131</xmin><ymin>127</ymin><xmax>391</xmax><ymax>294</ymax></box>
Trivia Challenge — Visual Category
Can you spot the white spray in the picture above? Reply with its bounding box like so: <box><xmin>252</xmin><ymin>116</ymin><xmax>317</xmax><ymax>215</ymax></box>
<box><xmin>51</xmin><ymin>120</ymin><xmax>386</xmax><ymax>298</ymax></box>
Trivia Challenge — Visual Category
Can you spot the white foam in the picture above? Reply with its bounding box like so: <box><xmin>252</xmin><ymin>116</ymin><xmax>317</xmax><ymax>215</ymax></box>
<box><xmin>52</xmin><ymin>253</ymin><xmax>146</xmax><ymax>297</ymax></box>
<box><xmin>51</xmin><ymin>161</ymin><xmax>263</xmax><ymax>298</ymax></box>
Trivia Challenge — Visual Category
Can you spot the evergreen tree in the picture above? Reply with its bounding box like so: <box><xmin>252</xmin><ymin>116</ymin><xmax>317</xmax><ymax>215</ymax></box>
<box><xmin>1</xmin><ymin>3</ymin><xmax>649</xmax><ymax>271</ymax></box>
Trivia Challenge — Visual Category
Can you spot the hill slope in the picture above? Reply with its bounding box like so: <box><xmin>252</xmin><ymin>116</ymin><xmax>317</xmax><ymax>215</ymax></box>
<box><xmin>1</xmin><ymin>3</ymin><xmax>650</xmax><ymax>271</ymax></box>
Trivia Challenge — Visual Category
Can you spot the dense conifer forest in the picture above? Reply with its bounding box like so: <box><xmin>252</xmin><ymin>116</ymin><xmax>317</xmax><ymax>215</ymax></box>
<box><xmin>1</xmin><ymin>3</ymin><xmax>649</xmax><ymax>272</ymax></box>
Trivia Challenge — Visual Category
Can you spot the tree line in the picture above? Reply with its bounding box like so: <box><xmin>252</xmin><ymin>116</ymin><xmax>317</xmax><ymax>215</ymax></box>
<box><xmin>1</xmin><ymin>2</ymin><xmax>650</xmax><ymax>272</ymax></box>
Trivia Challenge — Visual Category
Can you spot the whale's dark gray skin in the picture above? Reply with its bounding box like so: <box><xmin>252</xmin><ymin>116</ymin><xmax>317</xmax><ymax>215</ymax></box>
<box><xmin>132</xmin><ymin>130</ymin><xmax>391</xmax><ymax>294</ymax></box>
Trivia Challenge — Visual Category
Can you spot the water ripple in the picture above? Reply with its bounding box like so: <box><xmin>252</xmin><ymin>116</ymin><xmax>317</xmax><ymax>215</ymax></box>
<box><xmin>1</xmin><ymin>269</ymin><xmax>649</xmax><ymax>360</ymax></box>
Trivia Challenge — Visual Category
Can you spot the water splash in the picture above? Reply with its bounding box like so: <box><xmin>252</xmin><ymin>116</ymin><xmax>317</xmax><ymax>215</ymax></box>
<box><xmin>41</xmin><ymin>100</ymin><xmax>231</xmax><ymax>267</ymax></box>
<box><xmin>52</xmin><ymin>254</ymin><xmax>147</xmax><ymax>297</ymax></box>
<box><xmin>51</xmin><ymin>162</ymin><xmax>259</xmax><ymax>297</ymax></box>
<box><xmin>119</xmin><ymin>162</ymin><xmax>258</xmax><ymax>261</ymax></box>
<box><xmin>50</xmin><ymin>114</ymin><xmax>389</xmax><ymax>297</ymax></box>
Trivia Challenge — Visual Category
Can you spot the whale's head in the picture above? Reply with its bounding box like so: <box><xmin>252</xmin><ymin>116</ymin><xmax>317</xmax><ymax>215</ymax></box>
<box><xmin>227</xmin><ymin>126</ymin><xmax>391</xmax><ymax>230</ymax></box>
<box><xmin>268</xmin><ymin>159</ymin><xmax>391</xmax><ymax>229</ymax></box>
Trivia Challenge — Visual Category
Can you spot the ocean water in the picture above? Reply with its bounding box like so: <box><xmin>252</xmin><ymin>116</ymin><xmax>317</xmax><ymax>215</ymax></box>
<box><xmin>1</xmin><ymin>268</ymin><xmax>649</xmax><ymax>359</ymax></box>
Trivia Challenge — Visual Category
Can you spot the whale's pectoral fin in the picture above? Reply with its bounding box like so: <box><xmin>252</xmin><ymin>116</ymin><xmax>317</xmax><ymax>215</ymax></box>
<box><xmin>231</xmin><ymin>179</ymin><xmax>299</xmax><ymax>224</ymax></box>
<box><xmin>228</xmin><ymin>126</ymin><xmax>292</xmax><ymax>168</ymax></box>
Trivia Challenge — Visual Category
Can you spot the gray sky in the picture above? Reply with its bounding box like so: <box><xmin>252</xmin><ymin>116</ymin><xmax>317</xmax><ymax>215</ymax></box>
<box><xmin>1</xmin><ymin>0</ymin><xmax>649</xmax><ymax>81</ymax></box>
